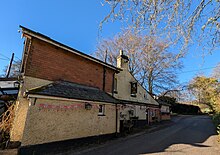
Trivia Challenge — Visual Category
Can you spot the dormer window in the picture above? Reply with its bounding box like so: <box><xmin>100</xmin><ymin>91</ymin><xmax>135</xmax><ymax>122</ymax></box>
<box><xmin>130</xmin><ymin>82</ymin><xmax>137</xmax><ymax>97</ymax></box>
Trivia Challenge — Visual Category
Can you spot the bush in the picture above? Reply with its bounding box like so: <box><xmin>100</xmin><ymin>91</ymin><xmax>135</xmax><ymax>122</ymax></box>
<box><xmin>213</xmin><ymin>113</ymin><xmax>220</xmax><ymax>135</ymax></box>
<box><xmin>171</xmin><ymin>103</ymin><xmax>201</xmax><ymax>115</ymax></box>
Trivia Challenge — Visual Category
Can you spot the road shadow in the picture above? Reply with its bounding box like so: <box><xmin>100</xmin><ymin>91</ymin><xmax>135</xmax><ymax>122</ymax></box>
<box><xmin>136</xmin><ymin>115</ymin><xmax>218</xmax><ymax>154</ymax></box>
<box><xmin>61</xmin><ymin>115</ymin><xmax>218</xmax><ymax>155</ymax></box>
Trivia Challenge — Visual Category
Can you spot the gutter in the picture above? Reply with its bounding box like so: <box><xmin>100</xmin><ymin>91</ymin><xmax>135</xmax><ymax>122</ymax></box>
<box><xmin>27</xmin><ymin>94</ymin><xmax>118</xmax><ymax>105</ymax></box>
<box><xmin>115</xmin><ymin>103</ymin><xmax>118</xmax><ymax>137</ymax></box>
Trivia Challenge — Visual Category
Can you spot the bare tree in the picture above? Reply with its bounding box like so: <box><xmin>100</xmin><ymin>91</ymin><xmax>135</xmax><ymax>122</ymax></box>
<box><xmin>101</xmin><ymin>0</ymin><xmax>220</xmax><ymax>54</ymax></box>
<box><xmin>94</xmin><ymin>31</ymin><xmax>182</xmax><ymax>94</ymax></box>
<box><xmin>212</xmin><ymin>62</ymin><xmax>220</xmax><ymax>80</ymax></box>
<box><xmin>2</xmin><ymin>60</ymin><xmax>21</xmax><ymax>78</ymax></box>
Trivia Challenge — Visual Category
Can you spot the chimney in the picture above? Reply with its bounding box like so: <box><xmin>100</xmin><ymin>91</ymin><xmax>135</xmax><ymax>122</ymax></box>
<box><xmin>117</xmin><ymin>50</ymin><xmax>129</xmax><ymax>70</ymax></box>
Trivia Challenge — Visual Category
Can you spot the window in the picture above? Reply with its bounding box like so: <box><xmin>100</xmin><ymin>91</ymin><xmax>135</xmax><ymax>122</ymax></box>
<box><xmin>130</xmin><ymin>82</ymin><xmax>137</xmax><ymax>97</ymax></box>
<box><xmin>151</xmin><ymin>110</ymin><xmax>155</xmax><ymax>117</ymax></box>
<box><xmin>140</xmin><ymin>105</ymin><xmax>145</xmax><ymax>110</ymax></box>
<box><xmin>114</xmin><ymin>78</ymin><xmax>117</xmax><ymax>93</ymax></box>
<box><xmin>144</xmin><ymin>94</ymin><xmax>148</xmax><ymax>100</ymax></box>
<box><xmin>98</xmin><ymin>105</ymin><xmax>105</xmax><ymax>116</ymax></box>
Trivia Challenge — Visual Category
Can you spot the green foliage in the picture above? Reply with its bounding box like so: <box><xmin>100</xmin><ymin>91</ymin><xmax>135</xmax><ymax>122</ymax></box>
<box><xmin>158</xmin><ymin>96</ymin><xmax>176</xmax><ymax>105</ymax></box>
<box><xmin>158</xmin><ymin>96</ymin><xmax>201</xmax><ymax>115</ymax></box>
<box><xmin>189</xmin><ymin>76</ymin><xmax>220</xmax><ymax>112</ymax></box>
<box><xmin>213</xmin><ymin>113</ymin><xmax>220</xmax><ymax>135</ymax></box>
<box><xmin>172</xmin><ymin>104</ymin><xmax>200</xmax><ymax>115</ymax></box>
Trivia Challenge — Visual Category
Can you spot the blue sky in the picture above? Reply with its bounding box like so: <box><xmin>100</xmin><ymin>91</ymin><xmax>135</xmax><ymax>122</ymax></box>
<box><xmin>0</xmin><ymin>0</ymin><xmax>219</xmax><ymax>84</ymax></box>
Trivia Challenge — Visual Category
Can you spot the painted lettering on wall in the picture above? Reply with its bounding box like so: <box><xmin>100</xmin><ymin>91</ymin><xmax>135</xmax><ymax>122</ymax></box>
<box><xmin>36</xmin><ymin>103</ymin><xmax>147</xmax><ymax>111</ymax></box>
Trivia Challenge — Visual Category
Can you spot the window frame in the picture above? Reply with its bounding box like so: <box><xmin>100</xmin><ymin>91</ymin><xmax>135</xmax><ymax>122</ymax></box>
<box><xmin>114</xmin><ymin>77</ymin><xmax>118</xmax><ymax>93</ymax></box>
<box><xmin>144</xmin><ymin>94</ymin><xmax>148</xmax><ymax>100</ymax></box>
<box><xmin>98</xmin><ymin>104</ymin><xmax>105</xmax><ymax>116</ymax></box>
<box><xmin>130</xmin><ymin>82</ymin><xmax>137</xmax><ymax>97</ymax></box>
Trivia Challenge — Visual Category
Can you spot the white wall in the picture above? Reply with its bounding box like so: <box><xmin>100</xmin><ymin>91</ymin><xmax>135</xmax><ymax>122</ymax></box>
<box><xmin>115</xmin><ymin>55</ymin><xmax>159</xmax><ymax>121</ymax></box>
<box><xmin>114</xmin><ymin>69</ymin><xmax>159</xmax><ymax>106</ymax></box>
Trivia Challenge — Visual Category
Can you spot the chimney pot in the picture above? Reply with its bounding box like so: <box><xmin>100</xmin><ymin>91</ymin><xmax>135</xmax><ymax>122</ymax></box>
<box><xmin>120</xmin><ymin>50</ymin><xmax>123</xmax><ymax>56</ymax></box>
<box><xmin>117</xmin><ymin>50</ymin><xmax>129</xmax><ymax>70</ymax></box>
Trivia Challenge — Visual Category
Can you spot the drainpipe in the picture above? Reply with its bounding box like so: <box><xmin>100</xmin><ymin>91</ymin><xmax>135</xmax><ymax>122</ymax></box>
<box><xmin>115</xmin><ymin>103</ymin><xmax>118</xmax><ymax>137</ymax></box>
<box><xmin>102</xmin><ymin>50</ymin><xmax>108</xmax><ymax>91</ymax></box>
<box><xmin>112</xmin><ymin>73</ymin><xmax>118</xmax><ymax>136</ymax></box>
<box><xmin>112</xmin><ymin>73</ymin><xmax>115</xmax><ymax>96</ymax></box>
<box><xmin>102</xmin><ymin>66</ymin><xmax>106</xmax><ymax>91</ymax></box>
<box><xmin>147</xmin><ymin>107</ymin><xmax>150</xmax><ymax>125</ymax></box>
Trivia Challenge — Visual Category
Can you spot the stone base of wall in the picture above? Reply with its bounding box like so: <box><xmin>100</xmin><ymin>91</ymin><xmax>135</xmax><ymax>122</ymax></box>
<box><xmin>18</xmin><ymin>133</ymin><xmax>116</xmax><ymax>155</ymax></box>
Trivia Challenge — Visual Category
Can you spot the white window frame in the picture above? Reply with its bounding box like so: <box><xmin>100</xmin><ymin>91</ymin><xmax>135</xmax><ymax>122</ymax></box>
<box><xmin>98</xmin><ymin>104</ymin><xmax>105</xmax><ymax>116</ymax></box>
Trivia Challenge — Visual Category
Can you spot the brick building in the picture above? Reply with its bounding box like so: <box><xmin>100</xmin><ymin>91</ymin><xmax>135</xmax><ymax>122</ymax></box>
<box><xmin>10</xmin><ymin>26</ymin><xmax>163</xmax><ymax>154</ymax></box>
<box><xmin>19</xmin><ymin>26</ymin><xmax>119</xmax><ymax>93</ymax></box>
<box><xmin>10</xmin><ymin>26</ymin><xmax>121</xmax><ymax>154</ymax></box>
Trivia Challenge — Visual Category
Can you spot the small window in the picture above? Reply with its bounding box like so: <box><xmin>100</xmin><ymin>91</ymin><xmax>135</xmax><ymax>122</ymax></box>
<box><xmin>114</xmin><ymin>78</ymin><xmax>118</xmax><ymax>93</ymax></box>
<box><xmin>98</xmin><ymin>105</ymin><xmax>105</xmax><ymax>116</ymax></box>
<box><xmin>130</xmin><ymin>82</ymin><xmax>137</xmax><ymax>97</ymax></box>
<box><xmin>144</xmin><ymin>94</ymin><xmax>148</xmax><ymax>100</ymax></box>
<box><xmin>140</xmin><ymin>106</ymin><xmax>144</xmax><ymax>110</ymax></box>
<box><xmin>151</xmin><ymin>110</ymin><xmax>155</xmax><ymax>117</ymax></box>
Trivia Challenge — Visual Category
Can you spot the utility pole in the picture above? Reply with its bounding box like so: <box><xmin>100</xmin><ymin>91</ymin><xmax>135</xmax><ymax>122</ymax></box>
<box><xmin>6</xmin><ymin>53</ymin><xmax>14</xmax><ymax>78</ymax></box>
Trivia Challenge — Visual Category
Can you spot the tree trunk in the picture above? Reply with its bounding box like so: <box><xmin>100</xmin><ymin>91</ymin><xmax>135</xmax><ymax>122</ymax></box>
<box><xmin>148</xmin><ymin>69</ymin><xmax>153</xmax><ymax>94</ymax></box>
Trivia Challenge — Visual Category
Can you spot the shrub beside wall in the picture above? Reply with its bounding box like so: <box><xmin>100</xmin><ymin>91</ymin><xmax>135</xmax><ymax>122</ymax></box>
<box><xmin>171</xmin><ymin>103</ymin><xmax>200</xmax><ymax>115</ymax></box>
<box><xmin>158</xmin><ymin>96</ymin><xmax>201</xmax><ymax>115</ymax></box>
<box><xmin>212</xmin><ymin>113</ymin><xmax>220</xmax><ymax>136</ymax></box>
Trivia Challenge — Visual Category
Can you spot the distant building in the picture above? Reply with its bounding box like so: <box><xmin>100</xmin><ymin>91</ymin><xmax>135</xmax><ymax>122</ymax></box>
<box><xmin>157</xmin><ymin>100</ymin><xmax>171</xmax><ymax>120</ymax></box>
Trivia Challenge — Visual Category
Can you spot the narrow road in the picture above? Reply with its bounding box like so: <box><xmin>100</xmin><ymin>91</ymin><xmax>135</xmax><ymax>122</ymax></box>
<box><xmin>73</xmin><ymin>115</ymin><xmax>220</xmax><ymax>155</ymax></box>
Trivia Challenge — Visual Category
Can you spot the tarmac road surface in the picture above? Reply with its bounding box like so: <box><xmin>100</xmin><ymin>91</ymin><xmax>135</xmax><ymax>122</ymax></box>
<box><xmin>73</xmin><ymin>115</ymin><xmax>220</xmax><ymax>155</ymax></box>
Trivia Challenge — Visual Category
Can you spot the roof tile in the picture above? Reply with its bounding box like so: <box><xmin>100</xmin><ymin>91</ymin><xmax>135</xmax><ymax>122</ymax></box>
<box><xmin>28</xmin><ymin>81</ymin><xmax>119</xmax><ymax>104</ymax></box>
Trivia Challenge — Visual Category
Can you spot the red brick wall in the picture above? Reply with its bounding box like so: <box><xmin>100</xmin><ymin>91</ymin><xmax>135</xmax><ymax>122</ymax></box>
<box><xmin>24</xmin><ymin>38</ymin><xmax>115</xmax><ymax>93</ymax></box>
<box><xmin>148</xmin><ymin>108</ymin><xmax>160</xmax><ymax>123</ymax></box>
<box><xmin>161</xmin><ymin>114</ymin><xmax>171</xmax><ymax>121</ymax></box>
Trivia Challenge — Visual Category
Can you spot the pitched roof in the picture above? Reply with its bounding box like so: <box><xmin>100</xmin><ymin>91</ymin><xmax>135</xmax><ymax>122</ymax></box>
<box><xmin>27</xmin><ymin>81</ymin><xmax>119</xmax><ymax>104</ymax></box>
<box><xmin>0</xmin><ymin>87</ymin><xmax>19</xmax><ymax>95</ymax></box>
<box><xmin>0</xmin><ymin>78</ymin><xmax>18</xmax><ymax>81</ymax></box>
<box><xmin>19</xmin><ymin>25</ymin><xmax>121</xmax><ymax>72</ymax></box>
